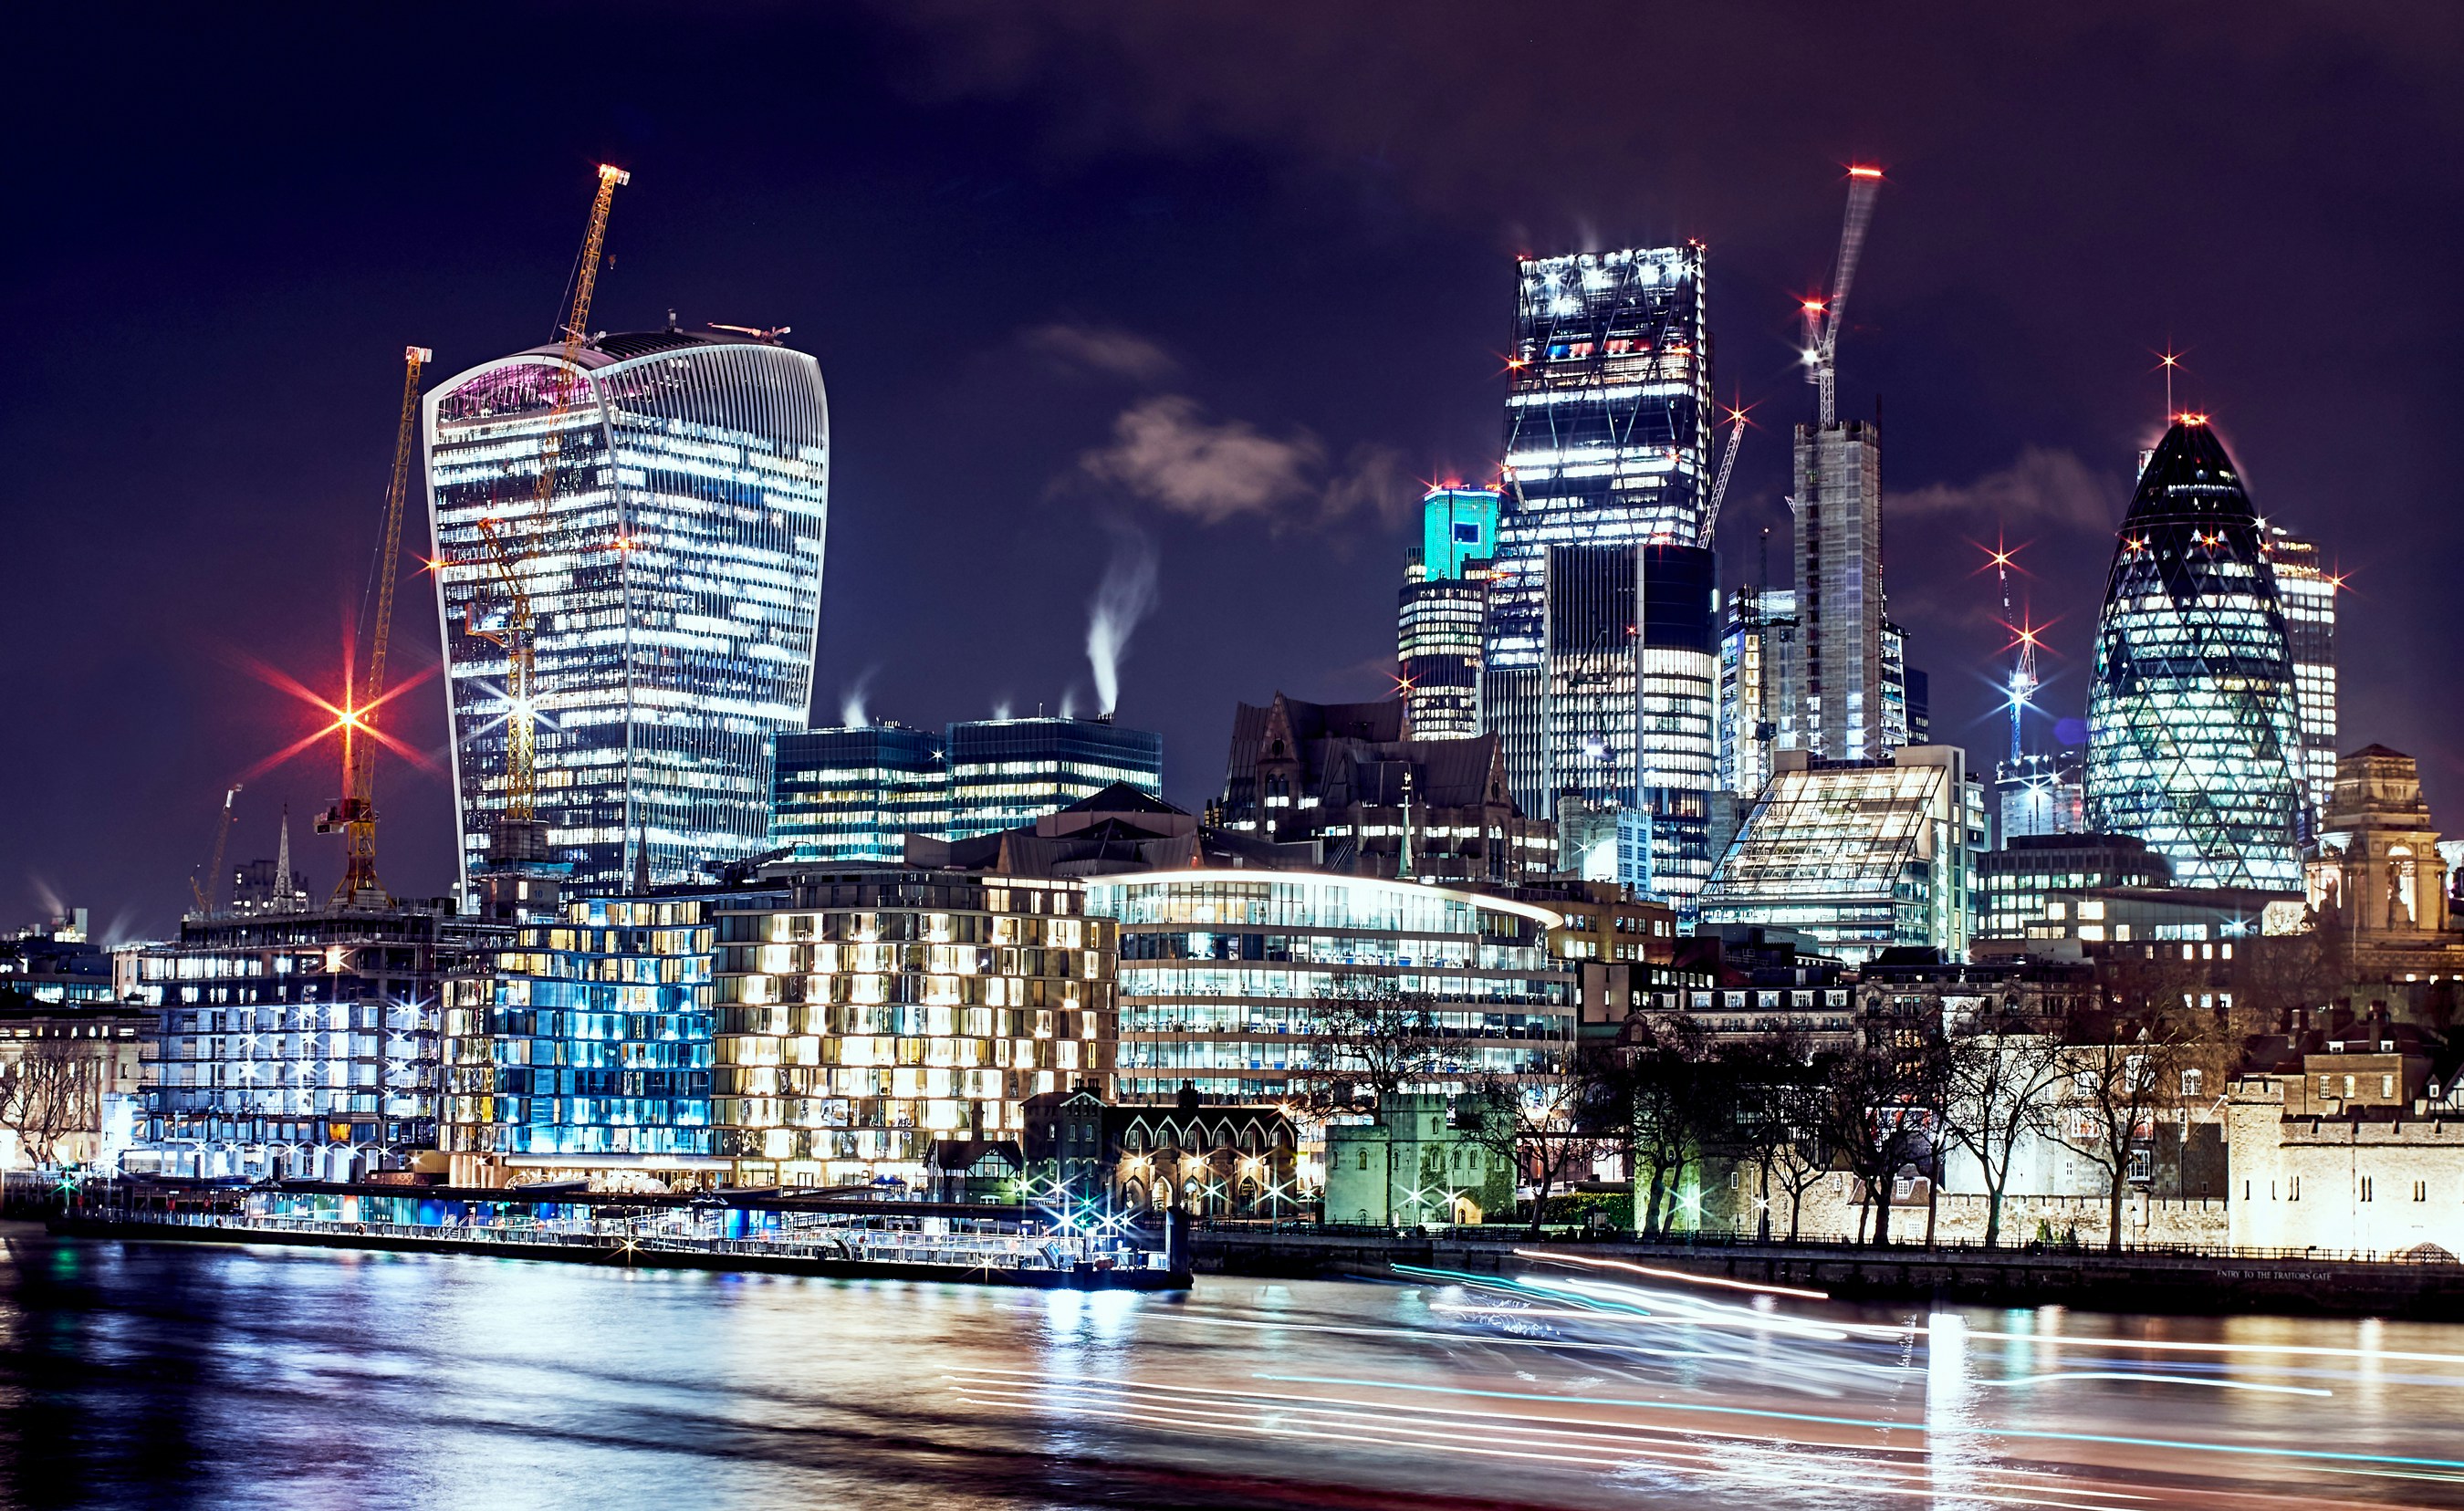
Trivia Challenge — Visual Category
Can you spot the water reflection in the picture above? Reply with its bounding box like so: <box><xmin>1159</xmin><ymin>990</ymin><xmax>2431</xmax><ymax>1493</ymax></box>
<box><xmin>5</xmin><ymin>1230</ymin><xmax>2464</xmax><ymax>1508</ymax></box>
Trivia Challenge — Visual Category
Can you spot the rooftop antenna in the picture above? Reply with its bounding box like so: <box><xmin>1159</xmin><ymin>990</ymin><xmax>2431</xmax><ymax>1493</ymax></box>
<box><xmin>1985</xmin><ymin>531</ymin><xmax>2039</xmax><ymax>764</ymax></box>
<box><xmin>1802</xmin><ymin>166</ymin><xmax>1885</xmax><ymax>428</ymax></box>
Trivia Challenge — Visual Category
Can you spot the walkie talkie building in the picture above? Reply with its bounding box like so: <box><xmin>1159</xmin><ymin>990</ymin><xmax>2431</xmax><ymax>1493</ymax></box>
<box><xmin>2084</xmin><ymin>418</ymin><xmax>2302</xmax><ymax>891</ymax></box>
<box><xmin>427</xmin><ymin>328</ymin><xmax>829</xmax><ymax>893</ymax></box>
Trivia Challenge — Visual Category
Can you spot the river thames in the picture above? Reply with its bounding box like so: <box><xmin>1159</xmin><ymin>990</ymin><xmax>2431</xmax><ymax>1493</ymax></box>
<box><xmin>6</xmin><ymin>1227</ymin><xmax>2464</xmax><ymax>1508</ymax></box>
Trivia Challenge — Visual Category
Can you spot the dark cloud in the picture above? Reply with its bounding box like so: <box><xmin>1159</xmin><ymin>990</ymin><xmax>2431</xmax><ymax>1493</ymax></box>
<box><xmin>1075</xmin><ymin>395</ymin><xmax>1406</xmax><ymax>530</ymax></box>
<box><xmin>1019</xmin><ymin>321</ymin><xmax>1180</xmax><ymax>381</ymax></box>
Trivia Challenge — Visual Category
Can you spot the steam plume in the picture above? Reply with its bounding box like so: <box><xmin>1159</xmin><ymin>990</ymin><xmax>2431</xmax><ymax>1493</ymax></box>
<box><xmin>1086</xmin><ymin>527</ymin><xmax>1159</xmax><ymax>717</ymax></box>
<box><xmin>840</xmin><ymin>666</ymin><xmax>877</xmax><ymax>729</ymax></box>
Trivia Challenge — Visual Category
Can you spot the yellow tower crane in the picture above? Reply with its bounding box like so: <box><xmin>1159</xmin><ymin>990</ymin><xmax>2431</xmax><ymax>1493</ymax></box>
<box><xmin>469</xmin><ymin>163</ymin><xmax>627</xmax><ymax>852</ymax></box>
<box><xmin>320</xmin><ymin>345</ymin><xmax>433</xmax><ymax>905</ymax></box>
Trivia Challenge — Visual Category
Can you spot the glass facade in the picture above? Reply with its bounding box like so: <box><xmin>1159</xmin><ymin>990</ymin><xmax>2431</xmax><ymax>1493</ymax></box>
<box><xmin>2266</xmin><ymin>527</ymin><xmax>2338</xmax><ymax>841</ymax></box>
<box><xmin>771</xmin><ymin>724</ymin><xmax>951</xmax><ymax>862</ymax></box>
<box><xmin>1397</xmin><ymin>575</ymin><xmax>1488</xmax><ymax>739</ymax></box>
<box><xmin>1535</xmin><ymin>543</ymin><xmax>1720</xmax><ymax>912</ymax></box>
<box><xmin>1087</xmin><ymin>871</ymin><xmax>1574</xmax><ymax>1102</ymax></box>
<box><xmin>1717</xmin><ymin>586</ymin><xmax>1794</xmax><ymax>798</ymax></box>
<box><xmin>441</xmin><ymin>892</ymin><xmax>755</xmax><ymax>1165</ymax></box>
<box><xmin>945</xmin><ymin>716</ymin><xmax>1163</xmax><ymax>839</ymax></box>
<box><xmin>1976</xmin><ymin>832</ymin><xmax>2167</xmax><ymax>940</ymax></box>
<box><xmin>131</xmin><ymin>906</ymin><xmax>493</xmax><ymax>1180</ymax></box>
<box><xmin>1486</xmin><ymin>245</ymin><xmax>1712</xmax><ymax>817</ymax></box>
<box><xmin>2084</xmin><ymin>421</ymin><xmax>2302</xmax><ymax>891</ymax></box>
<box><xmin>712</xmin><ymin>870</ymin><xmax>1116</xmax><ymax>1188</ymax></box>
<box><xmin>1786</xmin><ymin>420</ymin><xmax>1890</xmax><ymax>760</ymax></box>
<box><xmin>427</xmin><ymin>330</ymin><xmax>829</xmax><ymax>893</ymax></box>
<box><xmin>1397</xmin><ymin>486</ymin><xmax>1498</xmax><ymax>742</ymax></box>
<box><xmin>1698</xmin><ymin>747</ymin><xmax>1974</xmax><ymax>963</ymax></box>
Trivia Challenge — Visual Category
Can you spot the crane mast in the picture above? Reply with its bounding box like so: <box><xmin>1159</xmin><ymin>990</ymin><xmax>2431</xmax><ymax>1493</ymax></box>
<box><xmin>1696</xmin><ymin>407</ymin><xmax>1748</xmax><ymax>547</ymax></box>
<box><xmin>1804</xmin><ymin>166</ymin><xmax>1884</xmax><ymax>428</ymax></box>
<box><xmin>471</xmin><ymin>163</ymin><xmax>627</xmax><ymax>840</ymax></box>
<box><xmin>189</xmin><ymin>785</ymin><xmax>241</xmax><ymax>917</ymax></box>
<box><xmin>321</xmin><ymin>346</ymin><xmax>432</xmax><ymax>904</ymax></box>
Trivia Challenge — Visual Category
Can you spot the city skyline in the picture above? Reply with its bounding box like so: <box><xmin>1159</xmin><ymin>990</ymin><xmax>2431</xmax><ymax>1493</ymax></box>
<box><xmin>5</xmin><ymin>6</ymin><xmax>2459</xmax><ymax>936</ymax></box>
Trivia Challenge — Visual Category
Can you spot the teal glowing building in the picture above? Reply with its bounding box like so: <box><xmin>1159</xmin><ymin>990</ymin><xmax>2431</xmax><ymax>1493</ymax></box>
<box><xmin>2084</xmin><ymin>419</ymin><xmax>2303</xmax><ymax>891</ymax></box>
<box><xmin>1397</xmin><ymin>485</ymin><xmax>1498</xmax><ymax>739</ymax></box>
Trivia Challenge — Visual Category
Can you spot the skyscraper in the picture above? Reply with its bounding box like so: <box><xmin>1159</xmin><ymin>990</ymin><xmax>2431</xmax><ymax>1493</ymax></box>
<box><xmin>1485</xmin><ymin>245</ymin><xmax>1713</xmax><ymax>816</ymax></box>
<box><xmin>1786</xmin><ymin>418</ymin><xmax>1890</xmax><ymax>759</ymax></box>
<box><xmin>428</xmin><ymin>328</ymin><xmax>829</xmax><ymax>893</ymax></box>
<box><xmin>1396</xmin><ymin>485</ymin><xmax>1498</xmax><ymax>739</ymax></box>
<box><xmin>2266</xmin><ymin>527</ymin><xmax>2339</xmax><ymax>840</ymax></box>
<box><xmin>1717</xmin><ymin>585</ymin><xmax>1793</xmax><ymax>798</ymax></box>
<box><xmin>2084</xmin><ymin>419</ymin><xmax>2303</xmax><ymax>891</ymax></box>
<box><xmin>1538</xmin><ymin>543</ymin><xmax>1721</xmax><ymax>912</ymax></box>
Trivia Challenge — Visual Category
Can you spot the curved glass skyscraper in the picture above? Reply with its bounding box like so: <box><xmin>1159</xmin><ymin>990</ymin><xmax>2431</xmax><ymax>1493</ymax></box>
<box><xmin>2084</xmin><ymin>419</ymin><xmax>2301</xmax><ymax>891</ymax></box>
<box><xmin>426</xmin><ymin>328</ymin><xmax>829</xmax><ymax>892</ymax></box>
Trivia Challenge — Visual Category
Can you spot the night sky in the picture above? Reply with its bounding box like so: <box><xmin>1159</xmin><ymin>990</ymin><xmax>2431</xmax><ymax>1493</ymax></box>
<box><xmin>7</xmin><ymin>4</ymin><xmax>2460</xmax><ymax>940</ymax></box>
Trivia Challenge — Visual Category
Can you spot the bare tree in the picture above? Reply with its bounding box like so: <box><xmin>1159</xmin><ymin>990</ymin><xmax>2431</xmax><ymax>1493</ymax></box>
<box><xmin>1718</xmin><ymin>1031</ymin><xmax>1832</xmax><ymax>1243</ymax></box>
<box><xmin>1303</xmin><ymin>984</ymin><xmax>1443</xmax><ymax>1110</ymax></box>
<box><xmin>2052</xmin><ymin>1004</ymin><xmax>2211</xmax><ymax>1252</ymax></box>
<box><xmin>1628</xmin><ymin>1016</ymin><xmax>1710</xmax><ymax>1237</ymax></box>
<box><xmin>1939</xmin><ymin>1019</ymin><xmax>2066</xmax><ymax>1249</ymax></box>
<box><xmin>1822</xmin><ymin>1020</ymin><xmax>1947</xmax><ymax>1248</ymax></box>
<box><xmin>1463</xmin><ymin>1040</ymin><xmax>1628</xmax><ymax>1235</ymax></box>
<box><xmin>0</xmin><ymin>1037</ymin><xmax>92</xmax><ymax>1170</ymax></box>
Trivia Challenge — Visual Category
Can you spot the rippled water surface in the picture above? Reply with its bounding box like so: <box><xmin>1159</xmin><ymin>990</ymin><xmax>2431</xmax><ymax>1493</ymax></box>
<box><xmin>6</xmin><ymin>1227</ymin><xmax>2464</xmax><ymax>1508</ymax></box>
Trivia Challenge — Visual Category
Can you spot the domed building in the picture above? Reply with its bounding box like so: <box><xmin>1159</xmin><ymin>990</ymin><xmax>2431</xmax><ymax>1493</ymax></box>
<box><xmin>2083</xmin><ymin>419</ymin><xmax>2302</xmax><ymax>891</ymax></box>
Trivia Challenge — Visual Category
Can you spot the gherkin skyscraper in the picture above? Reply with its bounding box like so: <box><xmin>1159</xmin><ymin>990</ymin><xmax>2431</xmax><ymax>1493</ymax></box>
<box><xmin>2083</xmin><ymin>419</ymin><xmax>2302</xmax><ymax>891</ymax></box>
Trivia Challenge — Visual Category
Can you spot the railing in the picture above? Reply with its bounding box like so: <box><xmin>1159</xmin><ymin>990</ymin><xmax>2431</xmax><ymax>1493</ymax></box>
<box><xmin>1191</xmin><ymin>1219</ymin><xmax>2464</xmax><ymax>1267</ymax></box>
<box><xmin>81</xmin><ymin>1204</ymin><xmax>1173</xmax><ymax>1272</ymax></box>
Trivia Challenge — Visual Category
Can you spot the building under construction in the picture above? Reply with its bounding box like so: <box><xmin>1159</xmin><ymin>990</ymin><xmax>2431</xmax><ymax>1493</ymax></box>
<box><xmin>127</xmin><ymin>900</ymin><xmax>505</xmax><ymax>1182</ymax></box>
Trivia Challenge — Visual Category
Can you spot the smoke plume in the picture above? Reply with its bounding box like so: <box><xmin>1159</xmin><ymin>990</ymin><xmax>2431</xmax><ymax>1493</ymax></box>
<box><xmin>1085</xmin><ymin>526</ymin><xmax>1160</xmax><ymax>718</ymax></box>
<box><xmin>840</xmin><ymin>666</ymin><xmax>877</xmax><ymax>729</ymax></box>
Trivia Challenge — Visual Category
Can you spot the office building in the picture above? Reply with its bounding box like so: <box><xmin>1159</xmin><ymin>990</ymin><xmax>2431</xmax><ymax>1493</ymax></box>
<box><xmin>2267</xmin><ymin>528</ymin><xmax>2339</xmax><ymax>839</ymax></box>
<box><xmin>129</xmin><ymin>902</ymin><xmax>499</xmax><ymax>1180</ymax></box>
<box><xmin>1215</xmin><ymin>693</ymin><xmax>1555</xmax><ymax>885</ymax></box>
<box><xmin>1996</xmin><ymin>749</ymin><xmax>2088</xmax><ymax>846</ymax></box>
<box><xmin>427</xmin><ymin>327</ymin><xmax>829</xmax><ymax>893</ymax></box>
<box><xmin>1531</xmin><ymin>544</ymin><xmax>1720</xmax><ymax>911</ymax></box>
<box><xmin>2083</xmin><ymin>419</ymin><xmax>2303</xmax><ymax>891</ymax></box>
<box><xmin>1087</xmin><ymin>870</ymin><xmax>1574</xmax><ymax>1104</ymax></box>
<box><xmin>771</xmin><ymin>724</ymin><xmax>950</xmax><ymax>862</ymax></box>
<box><xmin>711</xmin><ymin>867</ymin><xmax>1117</xmax><ymax>1188</ymax></box>
<box><xmin>440</xmin><ymin>888</ymin><xmax>781</xmax><ymax>1182</ymax></box>
<box><xmin>1718</xmin><ymin>585</ymin><xmax>1794</xmax><ymax>798</ymax></box>
<box><xmin>1697</xmin><ymin>746</ymin><xmax>1978</xmax><ymax>964</ymax></box>
<box><xmin>945</xmin><ymin>715</ymin><xmax>1163</xmax><ymax>840</ymax></box>
<box><xmin>1485</xmin><ymin>245</ymin><xmax>1713</xmax><ymax>816</ymax></box>
<box><xmin>1976</xmin><ymin>832</ymin><xmax>2169</xmax><ymax>940</ymax></box>
<box><xmin>1396</xmin><ymin>485</ymin><xmax>1498</xmax><ymax>740</ymax></box>
<box><xmin>1784</xmin><ymin>418</ymin><xmax>1896</xmax><ymax>760</ymax></box>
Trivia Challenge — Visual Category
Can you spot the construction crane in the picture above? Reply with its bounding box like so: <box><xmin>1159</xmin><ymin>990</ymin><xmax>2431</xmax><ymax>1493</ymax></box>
<box><xmin>466</xmin><ymin>163</ymin><xmax>627</xmax><ymax>842</ymax></box>
<box><xmin>320</xmin><ymin>346</ymin><xmax>432</xmax><ymax>905</ymax></box>
<box><xmin>1801</xmin><ymin>165</ymin><xmax>1884</xmax><ymax>428</ymax></box>
<box><xmin>1695</xmin><ymin>405</ymin><xmax>1749</xmax><ymax>547</ymax></box>
<box><xmin>189</xmin><ymin>785</ymin><xmax>241</xmax><ymax>916</ymax></box>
